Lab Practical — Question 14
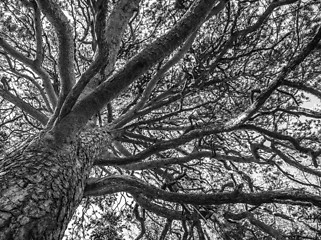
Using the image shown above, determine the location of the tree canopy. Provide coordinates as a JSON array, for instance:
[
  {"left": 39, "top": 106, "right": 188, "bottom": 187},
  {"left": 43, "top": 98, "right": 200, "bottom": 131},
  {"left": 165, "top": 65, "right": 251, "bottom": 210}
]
[{"left": 1, "top": 0, "right": 321, "bottom": 239}]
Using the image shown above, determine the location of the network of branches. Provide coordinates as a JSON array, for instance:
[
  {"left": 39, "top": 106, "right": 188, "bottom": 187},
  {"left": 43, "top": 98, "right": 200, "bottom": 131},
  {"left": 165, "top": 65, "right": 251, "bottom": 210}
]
[{"left": 1, "top": 0, "right": 321, "bottom": 239}]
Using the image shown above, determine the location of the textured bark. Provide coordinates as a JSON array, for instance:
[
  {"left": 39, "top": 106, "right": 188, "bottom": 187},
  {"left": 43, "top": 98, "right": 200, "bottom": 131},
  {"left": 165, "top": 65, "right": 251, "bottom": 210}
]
[{"left": 0, "top": 136, "right": 92, "bottom": 240}]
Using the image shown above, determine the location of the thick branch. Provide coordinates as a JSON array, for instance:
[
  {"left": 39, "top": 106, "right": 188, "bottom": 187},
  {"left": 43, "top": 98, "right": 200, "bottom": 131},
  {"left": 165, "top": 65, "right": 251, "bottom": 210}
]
[
  {"left": 84, "top": 176, "right": 321, "bottom": 208},
  {"left": 111, "top": 0, "right": 229, "bottom": 128},
  {"left": 113, "top": 30, "right": 198, "bottom": 128},
  {"left": 51, "top": 0, "right": 223, "bottom": 145},
  {"left": 33, "top": 1, "right": 44, "bottom": 65},
  {"left": 57, "top": 0, "right": 141, "bottom": 120},
  {"left": 36, "top": 0, "right": 75, "bottom": 102}
]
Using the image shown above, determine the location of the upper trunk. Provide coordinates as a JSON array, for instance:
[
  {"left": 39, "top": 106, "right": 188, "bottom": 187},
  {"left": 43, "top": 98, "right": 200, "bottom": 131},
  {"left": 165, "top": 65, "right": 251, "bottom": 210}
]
[{"left": 0, "top": 134, "right": 92, "bottom": 240}]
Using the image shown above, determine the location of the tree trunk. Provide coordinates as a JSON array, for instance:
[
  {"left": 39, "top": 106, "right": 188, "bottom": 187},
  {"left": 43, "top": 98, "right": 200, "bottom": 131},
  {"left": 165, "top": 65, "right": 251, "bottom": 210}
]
[{"left": 0, "top": 135, "right": 91, "bottom": 240}]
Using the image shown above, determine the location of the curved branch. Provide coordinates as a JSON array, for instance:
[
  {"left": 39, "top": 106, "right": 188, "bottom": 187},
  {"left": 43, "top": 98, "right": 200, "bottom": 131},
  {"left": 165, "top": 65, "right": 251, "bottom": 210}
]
[
  {"left": 270, "top": 144, "right": 321, "bottom": 177},
  {"left": 133, "top": 204, "right": 146, "bottom": 240},
  {"left": 3, "top": 53, "right": 52, "bottom": 112},
  {"left": 36, "top": 0, "right": 75, "bottom": 102},
  {"left": 238, "top": 0, "right": 298, "bottom": 35},
  {"left": 240, "top": 124, "right": 321, "bottom": 160},
  {"left": 84, "top": 175, "right": 321, "bottom": 208},
  {"left": 225, "top": 211, "right": 285, "bottom": 240},
  {"left": 280, "top": 106, "right": 321, "bottom": 119},
  {"left": 281, "top": 80, "right": 321, "bottom": 100},
  {"left": 0, "top": 88, "right": 48, "bottom": 125},
  {"left": 0, "top": 37, "right": 57, "bottom": 108},
  {"left": 94, "top": 151, "right": 258, "bottom": 169},
  {"left": 134, "top": 194, "right": 196, "bottom": 220}
]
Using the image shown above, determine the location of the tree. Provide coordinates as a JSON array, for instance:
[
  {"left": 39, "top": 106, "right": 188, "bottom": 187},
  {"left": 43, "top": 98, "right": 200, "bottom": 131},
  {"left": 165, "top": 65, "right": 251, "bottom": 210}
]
[{"left": 1, "top": 0, "right": 321, "bottom": 239}]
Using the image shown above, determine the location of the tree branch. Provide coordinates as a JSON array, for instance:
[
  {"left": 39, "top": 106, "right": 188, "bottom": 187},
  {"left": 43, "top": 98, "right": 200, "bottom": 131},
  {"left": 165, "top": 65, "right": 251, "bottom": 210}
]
[
  {"left": 225, "top": 211, "right": 285, "bottom": 240},
  {"left": 51, "top": 0, "right": 224, "bottom": 145},
  {"left": 2, "top": 52, "right": 52, "bottom": 112},
  {"left": 240, "top": 124, "right": 321, "bottom": 162},
  {"left": 281, "top": 106, "right": 321, "bottom": 119},
  {"left": 0, "top": 88, "right": 48, "bottom": 125},
  {"left": 0, "top": 37, "right": 57, "bottom": 108},
  {"left": 36, "top": 0, "right": 75, "bottom": 103},
  {"left": 57, "top": 0, "right": 141, "bottom": 121},
  {"left": 94, "top": 151, "right": 258, "bottom": 169},
  {"left": 134, "top": 194, "right": 196, "bottom": 221},
  {"left": 208, "top": 0, "right": 299, "bottom": 73},
  {"left": 33, "top": 1, "right": 44, "bottom": 65},
  {"left": 113, "top": 30, "right": 198, "bottom": 128},
  {"left": 225, "top": 25, "right": 321, "bottom": 128},
  {"left": 159, "top": 219, "right": 172, "bottom": 240},
  {"left": 112, "top": 0, "right": 229, "bottom": 128},
  {"left": 84, "top": 175, "right": 321, "bottom": 208},
  {"left": 270, "top": 144, "right": 321, "bottom": 177},
  {"left": 92, "top": 126, "right": 231, "bottom": 165},
  {"left": 281, "top": 80, "right": 321, "bottom": 100}
]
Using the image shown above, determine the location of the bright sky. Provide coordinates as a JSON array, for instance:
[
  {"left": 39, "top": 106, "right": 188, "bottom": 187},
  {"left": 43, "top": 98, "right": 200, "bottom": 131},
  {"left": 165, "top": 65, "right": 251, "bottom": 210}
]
[{"left": 301, "top": 94, "right": 321, "bottom": 110}]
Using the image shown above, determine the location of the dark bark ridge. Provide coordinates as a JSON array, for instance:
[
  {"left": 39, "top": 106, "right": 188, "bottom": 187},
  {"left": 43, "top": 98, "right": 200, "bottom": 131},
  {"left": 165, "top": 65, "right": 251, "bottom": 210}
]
[
  {"left": 0, "top": 128, "right": 110, "bottom": 239},
  {"left": 0, "top": 144, "right": 80, "bottom": 239}
]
